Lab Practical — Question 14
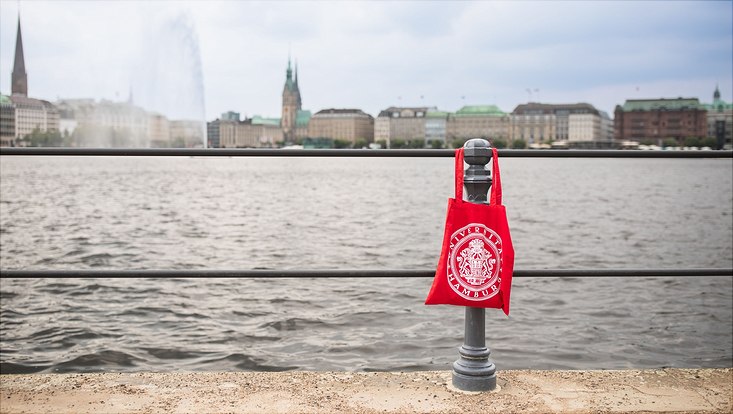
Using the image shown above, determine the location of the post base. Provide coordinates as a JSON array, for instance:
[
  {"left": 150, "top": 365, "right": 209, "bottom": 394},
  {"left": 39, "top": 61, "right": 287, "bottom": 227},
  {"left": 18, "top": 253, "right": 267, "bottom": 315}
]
[
  {"left": 451, "top": 343, "right": 497, "bottom": 392},
  {"left": 451, "top": 369, "right": 497, "bottom": 392}
]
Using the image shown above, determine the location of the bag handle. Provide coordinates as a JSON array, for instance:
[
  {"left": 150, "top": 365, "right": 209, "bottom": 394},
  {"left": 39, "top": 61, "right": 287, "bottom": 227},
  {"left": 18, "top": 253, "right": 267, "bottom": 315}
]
[
  {"left": 489, "top": 147, "right": 503, "bottom": 206},
  {"left": 454, "top": 148, "right": 464, "bottom": 200},
  {"left": 454, "top": 147, "right": 503, "bottom": 205}
]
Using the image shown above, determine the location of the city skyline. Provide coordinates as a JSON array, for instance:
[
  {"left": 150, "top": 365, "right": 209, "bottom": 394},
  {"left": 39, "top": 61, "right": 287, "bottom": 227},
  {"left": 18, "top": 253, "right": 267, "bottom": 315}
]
[{"left": 0, "top": 0, "right": 731, "bottom": 121}]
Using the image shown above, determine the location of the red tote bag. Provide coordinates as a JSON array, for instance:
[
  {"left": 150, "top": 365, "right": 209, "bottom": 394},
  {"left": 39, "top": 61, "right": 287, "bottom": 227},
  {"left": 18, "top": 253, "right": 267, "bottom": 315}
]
[{"left": 425, "top": 147, "right": 515, "bottom": 315}]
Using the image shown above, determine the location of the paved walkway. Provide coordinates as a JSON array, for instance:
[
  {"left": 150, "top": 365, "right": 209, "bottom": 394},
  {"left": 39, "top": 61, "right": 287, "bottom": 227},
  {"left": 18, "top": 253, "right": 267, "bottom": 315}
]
[{"left": 1, "top": 368, "right": 730, "bottom": 413}]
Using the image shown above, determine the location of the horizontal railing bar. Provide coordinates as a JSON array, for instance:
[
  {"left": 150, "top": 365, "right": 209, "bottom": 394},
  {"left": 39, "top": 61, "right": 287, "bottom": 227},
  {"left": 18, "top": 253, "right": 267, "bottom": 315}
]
[
  {"left": 1, "top": 148, "right": 731, "bottom": 158},
  {"left": 1, "top": 268, "right": 730, "bottom": 279}
]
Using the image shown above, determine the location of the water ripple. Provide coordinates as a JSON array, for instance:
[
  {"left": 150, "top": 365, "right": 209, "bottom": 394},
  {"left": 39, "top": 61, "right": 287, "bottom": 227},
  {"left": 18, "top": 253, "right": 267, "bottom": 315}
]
[{"left": 0, "top": 157, "right": 731, "bottom": 373}]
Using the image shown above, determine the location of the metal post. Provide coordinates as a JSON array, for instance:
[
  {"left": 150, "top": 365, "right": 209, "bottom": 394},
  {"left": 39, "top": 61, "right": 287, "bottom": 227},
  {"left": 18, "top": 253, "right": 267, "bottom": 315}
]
[{"left": 452, "top": 138, "right": 497, "bottom": 392}]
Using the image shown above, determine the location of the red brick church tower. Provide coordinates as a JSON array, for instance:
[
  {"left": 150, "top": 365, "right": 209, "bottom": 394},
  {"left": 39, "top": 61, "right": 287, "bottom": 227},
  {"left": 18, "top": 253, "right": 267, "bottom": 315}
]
[
  {"left": 281, "top": 58, "right": 302, "bottom": 143},
  {"left": 12, "top": 17, "right": 28, "bottom": 97}
]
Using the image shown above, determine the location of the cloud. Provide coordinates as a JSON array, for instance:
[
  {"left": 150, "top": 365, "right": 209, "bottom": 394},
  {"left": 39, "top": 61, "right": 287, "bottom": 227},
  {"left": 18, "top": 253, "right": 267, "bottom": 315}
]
[{"left": 1, "top": 0, "right": 730, "bottom": 121}]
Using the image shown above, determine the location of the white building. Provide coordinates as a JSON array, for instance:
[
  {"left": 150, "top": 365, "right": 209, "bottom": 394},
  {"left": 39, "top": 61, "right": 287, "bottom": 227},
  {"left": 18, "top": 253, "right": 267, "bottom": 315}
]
[
  {"left": 170, "top": 119, "right": 205, "bottom": 147},
  {"left": 6, "top": 95, "right": 59, "bottom": 144},
  {"left": 511, "top": 102, "right": 611, "bottom": 146},
  {"left": 425, "top": 110, "right": 449, "bottom": 147},
  {"left": 374, "top": 107, "right": 431, "bottom": 147},
  {"left": 0, "top": 15, "right": 60, "bottom": 146},
  {"left": 55, "top": 98, "right": 203, "bottom": 147},
  {"left": 374, "top": 115, "right": 391, "bottom": 145},
  {"left": 705, "top": 86, "right": 733, "bottom": 149},
  {"left": 568, "top": 113, "right": 600, "bottom": 142},
  {"left": 212, "top": 115, "right": 284, "bottom": 148}
]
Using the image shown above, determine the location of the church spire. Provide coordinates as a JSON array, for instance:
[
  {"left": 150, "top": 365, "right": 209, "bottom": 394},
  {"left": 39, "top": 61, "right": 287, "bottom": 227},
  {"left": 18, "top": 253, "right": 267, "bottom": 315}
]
[
  {"left": 12, "top": 16, "right": 28, "bottom": 96},
  {"left": 294, "top": 60, "right": 301, "bottom": 108},
  {"left": 283, "top": 56, "right": 295, "bottom": 92},
  {"left": 286, "top": 56, "right": 292, "bottom": 81}
]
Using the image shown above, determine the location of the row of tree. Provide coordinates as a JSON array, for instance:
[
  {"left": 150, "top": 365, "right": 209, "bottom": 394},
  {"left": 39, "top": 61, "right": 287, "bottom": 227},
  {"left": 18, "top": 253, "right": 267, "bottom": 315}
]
[
  {"left": 15, "top": 126, "right": 142, "bottom": 147},
  {"left": 17, "top": 129, "right": 719, "bottom": 149},
  {"left": 15, "top": 126, "right": 193, "bottom": 148},
  {"left": 639, "top": 136, "right": 719, "bottom": 148},
  {"left": 297, "top": 137, "right": 524, "bottom": 149},
  {"left": 375, "top": 138, "right": 527, "bottom": 149},
  {"left": 379, "top": 136, "right": 716, "bottom": 149}
]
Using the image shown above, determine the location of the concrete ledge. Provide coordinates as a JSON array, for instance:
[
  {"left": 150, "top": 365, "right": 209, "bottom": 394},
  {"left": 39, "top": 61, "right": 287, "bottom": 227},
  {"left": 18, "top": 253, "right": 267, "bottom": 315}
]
[{"left": 1, "top": 368, "right": 730, "bottom": 413}]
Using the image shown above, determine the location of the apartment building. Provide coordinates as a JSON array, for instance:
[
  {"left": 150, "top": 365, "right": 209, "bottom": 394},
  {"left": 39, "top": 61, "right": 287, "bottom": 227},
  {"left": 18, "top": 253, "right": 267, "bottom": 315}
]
[
  {"left": 170, "top": 120, "right": 205, "bottom": 147},
  {"left": 308, "top": 108, "right": 374, "bottom": 145},
  {"left": 5, "top": 95, "right": 60, "bottom": 144},
  {"left": 447, "top": 105, "right": 510, "bottom": 144},
  {"left": 425, "top": 110, "right": 449, "bottom": 147},
  {"left": 211, "top": 115, "right": 284, "bottom": 148},
  {"left": 705, "top": 86, "right": 732, "bottom": 149},
  {"left": 374, "top": 107, "right": 430, "bottom": 147},
  {"left": 512, "top": 102, "right": 609, "bottom": 144},
  {"left": 0, "top": 95, "right": 15, "bottom": 146},
  {"left": 0, "top": 16, "right": 59, "bottom": 146},
  {"left": 614, "top": 98, "right": 707, "bottom": 144}
]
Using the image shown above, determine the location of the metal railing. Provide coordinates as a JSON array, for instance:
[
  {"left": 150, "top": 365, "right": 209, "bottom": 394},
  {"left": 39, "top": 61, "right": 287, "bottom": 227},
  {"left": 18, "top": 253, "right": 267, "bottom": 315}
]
[
  {"left": 1, "top": 147, "right": 732, "bottom": 158},
  {"left": 1, "top": 268, "right": 730, "bottom": 279},
  {"left": 1, "top": 144, "right": 732, "bottom": 391},
  {"left": 2, "top": 146, "right": 730, "bottom": 281}
]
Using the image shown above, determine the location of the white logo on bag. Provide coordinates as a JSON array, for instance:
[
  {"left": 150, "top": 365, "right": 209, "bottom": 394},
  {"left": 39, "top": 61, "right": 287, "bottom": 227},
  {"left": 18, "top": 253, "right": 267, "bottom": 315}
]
[{"left": 447, "top": 224, "right": 502, "bottom": 301}]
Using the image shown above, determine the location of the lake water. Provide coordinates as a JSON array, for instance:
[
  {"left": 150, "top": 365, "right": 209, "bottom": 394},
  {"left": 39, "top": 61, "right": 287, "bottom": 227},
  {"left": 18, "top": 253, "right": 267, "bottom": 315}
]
[{"left": 1, "top": 155, "right": 731, "bottom": 374}]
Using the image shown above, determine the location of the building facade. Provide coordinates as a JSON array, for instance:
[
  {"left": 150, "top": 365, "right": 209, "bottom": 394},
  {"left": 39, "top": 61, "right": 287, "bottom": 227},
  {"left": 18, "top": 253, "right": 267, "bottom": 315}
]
[
  {"left": 567, "top": 111, "right": 613, "bottom": 143},
  {"left": 510, "top": 103, "right": 556, "bottom": 144},
  {"left": 600, "top": 111, "right": 614, "bottom": 143},
  {"left": 614, "top": 98, "right": 707, "bottom": 144},
  {"left": 511, "top": 102, "right": 610, "bottom": 145},
  {"left": 307, "top": 108, "right": 374, "bottom": 145},
  {"left": 148, "top": 113, "right": 170, "bottom": 147},
  {"left": 55, "top": 98, "right": 207, "bottom": 147},
  {"left": 206, "top": 119, "right": 221, "bottom": 148},
  {"left": 425, "top": 110, "right": 449, "bottom": 147},
  {"left": 374, "top": 107, "right": 430, "bottom": 147},
  {"left": 221, "top": 111, "right": 241, "bottom": 122},
  {"left": 295, "top": 109, "right": 311, "bottom": 141},
  {"left": 0, "top": 16, "right": 59, "bottom": 146},
  {"left": 0, "top": 95, "right": 15, "bottom": 146},
  {"left": 374, "top": 114, "right": 390, "bottom": 144},
  {"left": 211, "top": 115, "right": 284, "bottom": 148},
  {"left": 9, "top": 95, "right": 59, "bottom": 143},
  {"left": 447, "top": 105, "right": 511, "bottom": 145},
  {"left": 704, "top": 86, "right": 732, "bottom": 149},
  {"left": 567, "top": 113, "right": 598, "bottom": 142},
  {"left": 210, "top": 119, "right": 235, "bottom": 148},
  {"left": 249, "top": 116, "right": 284, "bottom": 147},
  {"left": 170, "top": 120, "right": 205, "bottom": 147},
  {"left": 55, "top": 99, "right": 149, "bottom": 147}
]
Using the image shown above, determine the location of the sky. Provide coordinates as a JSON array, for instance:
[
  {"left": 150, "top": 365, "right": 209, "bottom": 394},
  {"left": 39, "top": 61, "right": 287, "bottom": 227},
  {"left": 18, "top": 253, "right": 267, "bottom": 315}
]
[{"left": 1, "top": 0, "right": 731, "bottom": 122}]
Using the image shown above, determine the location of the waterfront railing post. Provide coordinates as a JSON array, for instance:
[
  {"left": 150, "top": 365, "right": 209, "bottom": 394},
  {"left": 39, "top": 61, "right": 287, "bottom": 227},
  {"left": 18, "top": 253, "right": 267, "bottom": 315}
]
[{"left": 451, "top": 138, "right": 497, "bottom": 392}]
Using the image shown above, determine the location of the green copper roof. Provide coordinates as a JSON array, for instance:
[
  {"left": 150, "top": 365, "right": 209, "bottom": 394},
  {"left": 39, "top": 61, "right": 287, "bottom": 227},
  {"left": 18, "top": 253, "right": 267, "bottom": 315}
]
[
  {"left": 296, "top": 109, "right": 311, "bottom": 127},
  {"left": 620, "top": 98, "right": 704, "bottom": 112},
  {"left": 426, "top": 110, "right": 450, "bottom": 118},
  {"left": 0, "top": 94, "right": 11, "bottom": 105},
  {"left": 704, "top": 99, "right": 733, "bottom": 112},
  {"left": 251, "top": 115, "right": 281, "bottom": 126},
  {"left": 455, "top": 105, "right": 506, "bottom": 116}
]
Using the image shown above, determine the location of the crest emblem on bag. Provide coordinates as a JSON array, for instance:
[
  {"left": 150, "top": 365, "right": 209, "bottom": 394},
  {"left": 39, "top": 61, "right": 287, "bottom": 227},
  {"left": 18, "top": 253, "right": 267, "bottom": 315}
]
[{"left": 447, "top": 223, "right": 502, "bottom": 301}]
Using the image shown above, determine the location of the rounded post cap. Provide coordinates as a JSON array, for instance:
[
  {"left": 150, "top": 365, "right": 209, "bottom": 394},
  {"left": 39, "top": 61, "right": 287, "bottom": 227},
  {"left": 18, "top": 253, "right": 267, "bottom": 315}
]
[{"left": 463, "top": 138, "right": 491, "bottom": 165}]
